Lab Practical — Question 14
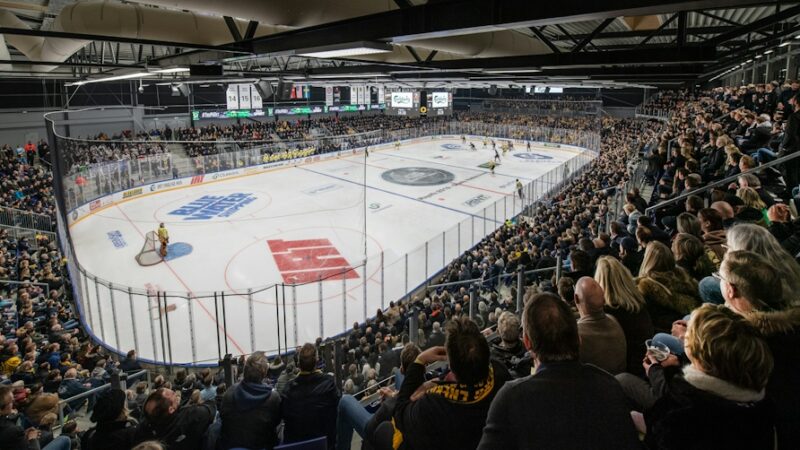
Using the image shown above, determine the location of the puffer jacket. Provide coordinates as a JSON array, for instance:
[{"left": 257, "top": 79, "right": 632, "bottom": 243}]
[
  {"left": 702, "top": 230, "right": 727, "bottom": 266},
  {"left": 743, "top": 308, "right": 800, "bottom": 450},
  {"left": 636, "top": 268, "right": 701, "bottom": 332}
]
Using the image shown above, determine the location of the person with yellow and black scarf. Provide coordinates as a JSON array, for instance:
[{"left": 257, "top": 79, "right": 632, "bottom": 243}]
[{"left": 392, "top": 318, "right": 510, "bottom": 450}]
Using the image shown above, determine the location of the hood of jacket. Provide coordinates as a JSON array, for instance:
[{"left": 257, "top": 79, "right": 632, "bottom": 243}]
[
  {"left": 233, "top": 380, "right": 273, "bottom": 410},
  {"left": 743, "top": 308, "right": 800, "bottom": 337}
]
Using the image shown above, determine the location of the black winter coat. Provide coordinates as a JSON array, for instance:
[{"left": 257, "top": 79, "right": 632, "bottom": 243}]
[{"left": 280, "top": 371, "right": 340, "bottom": 450}]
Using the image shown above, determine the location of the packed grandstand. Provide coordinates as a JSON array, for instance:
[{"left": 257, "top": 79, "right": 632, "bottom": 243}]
[{"left": 0, "top": 81, "right": 797, "bottom": 450}]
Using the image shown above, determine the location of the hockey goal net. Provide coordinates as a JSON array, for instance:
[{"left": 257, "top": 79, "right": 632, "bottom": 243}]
[{"left": 135, "top": 231, "right": 163, "bottom": 266}]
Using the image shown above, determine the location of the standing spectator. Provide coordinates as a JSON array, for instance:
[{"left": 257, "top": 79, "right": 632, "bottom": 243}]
[
  {"left": 574, "top": 277, "right": 627, "bottom": 374},
  {"left": 135, "top": 387, "right": 215, "bottom": 450},
  {"left": 281, "top": 343, "right": 340, "bottom": 449},
  {"left": 477, "top": 293, "right": 640, "bottom": 449},
  {"left": 643, "top": 304, "right": 775, "bottom": 449},
  {"left": 24, "top": 141, "right": 36, "bottom": 166},
  {"left": 394, "top": 317, "right": 510, "bottom": 450},
  {"left": 219, "top": 352, "right": 281, "bottom": 450}
]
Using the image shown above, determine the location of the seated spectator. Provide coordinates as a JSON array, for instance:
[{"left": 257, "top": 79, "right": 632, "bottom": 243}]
[
  {"left": 0, "top": 385, "right": 71, "bottom": 450},
  {"left": 119, "top": 350, "right": 142, "bottom": 373},
  {"left": 672, "top": 233, "right": 715, "bottom": 281},
  {"left": 643, "top": 304, "right": 775, "bottom": 449},
  {"left": 697, "top": 207, "right": 733, "bottom": 268},
  {"left": 135, "top": 386, "right": 215, "bottom": 450},
  {"left": 574, "top": 277, "right": 627, "bottom": 374},
  {"left": 701, "top": 224, "right": 800, "bottom": 306},
  {"left": 394, "top": 317, "right": 510, "bottom": 450},
  {"left": 219, "top": 351, "right": 281, "bottom": 450},
  {"left": 619, "top": 236, "right": 643, "bottom": 276},
  {"left": 636, "top": 241, "right": 700, "bottom": 332},
  {"left": 478, "top": 293, "right": 640, "bottom": 449},
  {"left": 767, "top": 203, "right": 800, "bottom": 257},
  {"left": 595, "top": 256, "right": 654, "bottom": 377},
  {"left": 336, "top": 343, "right": 421, "bottom": 450},
  {"left": 281, "top": 343, "right": 339, "bottom": 449},
  {"left": 82, "top": 388, "right": 138, "bottom": 450},
  {"left": 717, "top": 250, "right": 800, "bottom": 449},
  {"left": 489, "top": 312, "right": 530, "bottom": 378},
  {"left": 58, "top": 367, "right": 91, "bottom": 412}
]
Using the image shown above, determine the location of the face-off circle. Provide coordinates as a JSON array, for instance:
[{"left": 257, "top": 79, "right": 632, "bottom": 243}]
[{"left": 381, "top": 167, "right": 455, "bottom": 186}]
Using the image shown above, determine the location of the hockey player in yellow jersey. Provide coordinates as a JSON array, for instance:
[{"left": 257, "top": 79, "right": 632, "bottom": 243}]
[{"left": 157, "top": 223, "right": 169, "bottom": 257}]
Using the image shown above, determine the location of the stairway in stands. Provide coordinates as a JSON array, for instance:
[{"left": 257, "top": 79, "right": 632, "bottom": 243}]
[{"left": 165, "top": 142, "right": 196, "bottom": 178}]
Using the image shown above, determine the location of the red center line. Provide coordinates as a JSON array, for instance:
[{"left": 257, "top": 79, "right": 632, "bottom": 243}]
[
  {"left": 460, "top": 183, "right": 512, "bottom": 196},
  {"left": 114, "top": 204, "right": 246, "bottom": 355}
]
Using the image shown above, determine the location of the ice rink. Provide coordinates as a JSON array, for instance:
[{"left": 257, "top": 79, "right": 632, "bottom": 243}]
[{"left": 69, "top": 137, "right": 591, "bottom": 364}]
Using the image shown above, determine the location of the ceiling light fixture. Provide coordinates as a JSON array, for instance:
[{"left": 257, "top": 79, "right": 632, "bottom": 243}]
[
  {"left": 483, "top": 68, "right": 542, "bottom": 74},
  {"left": 297, "top": 41, "right": 392, "bottom": 58},
  {"left": 764, "top": 49, "right": 774, "bottom": 54},
  {"left": 66, "top": 67, "right": 191, "bottom": 87},
  {"left": 780, "top": 42, "right": 791, "bottom": 47}
]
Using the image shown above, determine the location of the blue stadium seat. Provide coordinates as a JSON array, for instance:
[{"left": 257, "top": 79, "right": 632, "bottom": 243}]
[{"left": 274, "top": 436, "right": 328, "bottom": 450}]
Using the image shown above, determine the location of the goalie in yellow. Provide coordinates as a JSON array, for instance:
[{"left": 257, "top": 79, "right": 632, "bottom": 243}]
[{"left": 157, "top": 222, "right": 169, "bottom": 257}]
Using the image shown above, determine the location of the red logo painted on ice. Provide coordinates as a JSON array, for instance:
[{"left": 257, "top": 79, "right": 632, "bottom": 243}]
[
  {"left": 191, "top": 175, "right": 204, "bottom": 184},
  {"left": 267, "top": 238, "right": 358, "bottom": 284}
]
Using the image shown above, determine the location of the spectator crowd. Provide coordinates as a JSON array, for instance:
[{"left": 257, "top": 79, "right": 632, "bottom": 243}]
[{"left": 2, "top": 85, "right": 800, "bottom": 449}]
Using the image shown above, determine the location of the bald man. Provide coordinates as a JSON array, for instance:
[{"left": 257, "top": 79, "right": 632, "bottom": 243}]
[
  {"left": 710, "top": 201, "right": 736, "bottom": 229},
  {"left": 574, "top": 277, "right": 627, "bottom": 374}
]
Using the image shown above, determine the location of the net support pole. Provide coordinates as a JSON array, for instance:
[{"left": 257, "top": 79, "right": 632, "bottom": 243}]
[
  {"left": 163, "top": 294, "right": 173, "bottom": 366},
  {"left": 275, "top": 286, "right": 281, "bottom": 356},
  {"left": 341, "top": 276, "right": 347, "bottom": 330},
  {"left": 404, "top": 253, "right": 409, "bottom": 300},
  {"left": 247, "top": 289, "right": 255, "bottom": 353},
  {"left": 82, "top": 272, "right": 94, "bottom": 330},
  {"left": 516, "top": 270, "right": 524, "bottom": 313},
  {"left": 281, "top": 284, "right": 287, "bottom": 354},
  {"left": 94, "top": 276, "right": 106, "bottom": 341},
  {"left": 291, "top": 285, "right": 298, "bottom": 348},
  {"left": 424, "top": 242, "right": 429, "bottom": 279},
  {"left": 318, "top": 276, "right": 324, "bottom": 339},
  {"left": 380, "top": 252, "right": 384, "bottom": 310},
  {"left": 469, "top": 284, "right": 477, "bottom": 320},
  {"left": 362, "top": 264, "right": 367, "bottom": 322},
  {"left": 187, "top": 293, "right": 197, "bottom": 363},
  {"left": 221, "top": 292, "right": 229, "bottom": 355},
  {"left": 108, "top": 283, "right": 120, "bottom": 349},
  {"left": 442, "top": 231, "right": 446, "bottom": 267},
  {"left": 128, "top": 287, "right": 139, "bottom": 355},
  {"left": 214, "top": 293, "right": 222, "bottom": 361},
  {"left": 147, "top": 292, "right": 158, "bottom": 363}
]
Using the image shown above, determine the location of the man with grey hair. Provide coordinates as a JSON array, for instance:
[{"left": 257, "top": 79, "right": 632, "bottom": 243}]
[
  {"left": 490, "top": 311, "right": 530, "bottom": 378},
  {"left": 218, "top": 351, "right": 281, "bottom": 449},
  {"left": 574, "top": 277, "right": 627, "bottom": 375},
  {"left": 427, "top": 321, "right": 445, "bottom": 348}
]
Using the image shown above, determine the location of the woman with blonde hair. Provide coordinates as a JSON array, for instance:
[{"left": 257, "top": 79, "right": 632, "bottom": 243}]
[
  {"left": 675, "top": 213, "right": 702, "bottom": 239},
  {"left": 643, "top": 304, "right": 775, "bottom": 449},
  {"left": 595, "top": 256, "right": 654, "bottom": 376},
  {"left": 736, "top": 186, "right": 769, "bottom": 226},
  {"left": 726, "top": 224, "right": 800, "bottom": 306},
  {"left": 637, "top": 241, "right": 700, "bottom": 332}
]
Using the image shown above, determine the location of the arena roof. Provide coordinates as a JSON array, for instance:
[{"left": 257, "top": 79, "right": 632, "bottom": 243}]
[{"left": 0, "top": 0, "right": 798, "bottom": 88}]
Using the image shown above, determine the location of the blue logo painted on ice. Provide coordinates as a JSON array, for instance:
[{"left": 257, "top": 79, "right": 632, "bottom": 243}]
[
  {"left": 164, "top": 242, "right": 193, "bottom": 261},
  {"left": 440, "top": 143, "right": 463, "bottom": 151},
  {"left": 168, "top": 193, "right": 256, "bottom": 221},
  {"left": 107, "top": 230, "right": 127, "bottom": 249},
  {"left": 514, "top": 153, "right": 554, "bottom": 161}
]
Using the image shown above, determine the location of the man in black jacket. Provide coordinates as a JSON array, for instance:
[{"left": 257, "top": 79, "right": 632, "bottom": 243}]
[
  {"left": 393, "top": 317, "right": 510, "bottom": 450},
  {"left": 0, "top": 385, "right": 71, "bottom": 450},
  {"left": 136, "top": 386, "right": 215, "bottom": 450},
  {"left": 281, "top": 343, "right": 340, "bottom": 449},
  {"left": 219, "top": 351, "right": 281, "bottom": 450},
  {"left": 477, "top": 292, "right": 641, "bottom": 450},
  {"left": 779, "top": 92, "right": 800, "bottom": 188}
]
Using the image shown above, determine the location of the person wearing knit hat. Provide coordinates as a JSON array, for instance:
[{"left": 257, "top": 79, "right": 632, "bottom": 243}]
[{"left": 83, "top": 388, "right": 137, "bottom": 450}]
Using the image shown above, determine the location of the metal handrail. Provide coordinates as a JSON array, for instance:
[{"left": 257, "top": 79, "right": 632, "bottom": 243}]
[
  {"left": 645, "top": 150, "right": 800, "bottom": 214},
  {"left": 55, "top": 369, "right": 150, "bottom": 426}
]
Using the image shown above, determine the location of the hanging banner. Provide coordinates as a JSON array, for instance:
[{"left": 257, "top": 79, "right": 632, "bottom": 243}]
[
  {"left": 238, "top": 84, "right": 252, "bottom": 110},
  {"left": 226, "top": 85, "right": 239, "bottom": 110},
  {"left": 350, "top": 86, "right": 358, "bottom": 105},
  {"left": 325, "top": 86, "right": 334, "bottom": 106},
  {"left": 251, "top": 86, "right": 263, "bottom": 109}
]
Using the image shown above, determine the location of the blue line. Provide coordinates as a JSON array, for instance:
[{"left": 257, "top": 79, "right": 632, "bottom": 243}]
[
  {"left": 380, "top": 152, "right": 533, "bottom": 181},
  {"left": 298, "top": 166, "right": 504, "bottom": 224}
]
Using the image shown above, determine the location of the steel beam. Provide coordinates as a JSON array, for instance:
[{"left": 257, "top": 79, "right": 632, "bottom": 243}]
[
  {"left": 706, "top": 4, "right": 800, "bottom": 47},
  {"left": 572, "top": 18, "right": 614, "bottom": 52},
  {"left": 529, "top": 26, "right": 562, "bottom": 53},
  {"left": 245, "top": 0, "right": 760, "bottom": 54},
  {"left": 425, "top": 46, "right": 716, "bottom": 70}
]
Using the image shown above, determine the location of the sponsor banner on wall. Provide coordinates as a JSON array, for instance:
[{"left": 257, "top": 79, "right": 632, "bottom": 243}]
[{"left": 122, "top": 187, "right": 143, "bottom": 199}]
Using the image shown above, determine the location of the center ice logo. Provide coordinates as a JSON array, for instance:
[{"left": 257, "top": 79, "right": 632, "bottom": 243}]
[
  {"left": 514, "top": 153, "right": 554, "bottom": 161},
  {"left": 168, "top": 193, "right": 256, "bottom": 221},
  {"left": 440, "top": 143, "right": 462, "bottom": 151}
]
